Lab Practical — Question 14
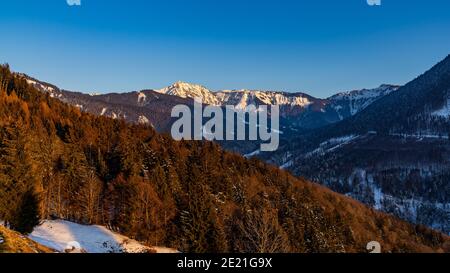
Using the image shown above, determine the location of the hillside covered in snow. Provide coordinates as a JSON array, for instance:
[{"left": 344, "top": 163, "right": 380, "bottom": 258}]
[{"left": 29, "top": 220, "right": 178, "bottom": 253}]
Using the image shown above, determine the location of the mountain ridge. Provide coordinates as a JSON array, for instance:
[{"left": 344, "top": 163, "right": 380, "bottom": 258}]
[{"left": 20, "top": 73, "right": 399, "bottom": 131}]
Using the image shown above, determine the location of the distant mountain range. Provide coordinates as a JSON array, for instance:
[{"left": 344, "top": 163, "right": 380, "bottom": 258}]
[
  {"left": 21, "top": 74, "right": 399, "bottom": 133},
  {"left": 21, "top": 74, "right": 400, "bottom": 158}
]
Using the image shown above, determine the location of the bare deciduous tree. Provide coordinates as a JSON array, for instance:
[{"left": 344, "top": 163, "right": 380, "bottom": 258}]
[{"left": 238, "top": 208, "right": 290, "bottom": 253}]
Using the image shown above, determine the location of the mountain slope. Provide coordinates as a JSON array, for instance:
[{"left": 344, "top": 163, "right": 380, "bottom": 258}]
[
  {"left": 276, "top": 55, "right": 450, "bottom": 234},
  {"left": 1, "top": 64, "right": 449, "bottom": 253}
]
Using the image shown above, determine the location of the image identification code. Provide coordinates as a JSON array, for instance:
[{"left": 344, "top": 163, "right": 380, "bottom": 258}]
[{"left": 177, "top": 257, "right": 273, "bottom": 271}]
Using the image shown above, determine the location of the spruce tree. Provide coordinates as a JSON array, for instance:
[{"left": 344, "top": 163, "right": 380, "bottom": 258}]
[
  {"left": 0, "top": 121, "right": 40, "bottom": 233},
  {"left": 10, "top": 190, "right": 41, "bottom": 234}
]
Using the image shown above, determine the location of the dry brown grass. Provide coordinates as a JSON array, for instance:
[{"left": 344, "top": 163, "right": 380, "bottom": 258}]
[{"left": 0, "top": 225, "right": 54, "bottom": 253}]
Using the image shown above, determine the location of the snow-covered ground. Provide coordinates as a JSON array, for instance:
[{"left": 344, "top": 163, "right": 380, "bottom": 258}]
[{"left": 29, "top": 220, "right": 178, "bottom": 253}]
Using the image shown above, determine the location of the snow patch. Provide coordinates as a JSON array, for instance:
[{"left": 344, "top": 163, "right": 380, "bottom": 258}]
[{"left": 29, "top": 220, "right": 178, "bottom": 253}]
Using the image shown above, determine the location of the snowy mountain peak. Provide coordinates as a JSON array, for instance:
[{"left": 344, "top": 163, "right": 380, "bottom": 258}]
[
  {"left": 156, "top": 81, "right": 220, "bottom": 105},
  {"left": 331, "top": 84, "right": 399, "bottom": 100},
  {"left": 155, "top": 81, "right": 316, "bottom": 109},
  {"left": 215, "top": 90, "right": 314, "bottom": 109},
  {"left": 330, "top": 84, "right": 400, "bottom": 117}
]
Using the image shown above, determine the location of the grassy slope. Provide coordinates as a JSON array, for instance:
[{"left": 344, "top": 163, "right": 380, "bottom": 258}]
[{"left": 0, "top": 225, "right": 54, "bottom": 253}]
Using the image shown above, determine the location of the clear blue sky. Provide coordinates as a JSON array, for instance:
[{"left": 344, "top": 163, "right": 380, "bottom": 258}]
[{"left": 0, "top": 0, "right": 449, "bottom": 97}]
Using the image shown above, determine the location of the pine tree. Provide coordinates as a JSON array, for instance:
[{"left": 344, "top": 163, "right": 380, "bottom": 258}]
[
  {"left": 0, "top": 121, "right": 40, "bottom": 232},
  {"left": 178, "top": 160, "right": 229, "bottom": 253},
  {"left": 10, "top": 190, "right": 41, "bottom": 234}
]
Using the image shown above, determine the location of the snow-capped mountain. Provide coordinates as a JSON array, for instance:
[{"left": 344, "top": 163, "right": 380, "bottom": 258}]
[
  {"left": 216, "top": 85, "right": 398, "bottom": 115},
  {"left": 155, "top": 81, "right": 398, "bottom": 113},
  {"left": 156, "top": 81, "right": 221, "bottom": 105},
  {"left": 20, "top": 73, "right": 398, "bottom": 133},
  {"left": 155, "top": 81, "right": 317, "bottom": 110},
  {"left": 216, "top": 90, "right": 314, "bottom": 109},
  {"left": 18, "top": 73, "right": 400, "bottom": 157},
  {"left": 330, "top": 84, "right": 400, "bottom": 118},
  {"left": 154, "top": 80, "right": 398, "bottom": 123}
]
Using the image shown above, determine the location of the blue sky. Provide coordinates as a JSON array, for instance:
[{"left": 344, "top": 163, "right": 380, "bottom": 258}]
[{"left": 0, "top": 0, "right": 449, "bottom": 97}]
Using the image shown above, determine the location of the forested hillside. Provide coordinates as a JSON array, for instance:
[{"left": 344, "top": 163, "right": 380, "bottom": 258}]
[
  {"left": 0, "top": 64, "right": 448, "bottom": 253},
  {"left": 268, "top": 55, "right": 450, "bottom": 234}
]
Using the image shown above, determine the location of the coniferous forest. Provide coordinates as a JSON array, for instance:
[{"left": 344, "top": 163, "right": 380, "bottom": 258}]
[{"left": 0, "top": 64, "right": 449, "bottom": 253}]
